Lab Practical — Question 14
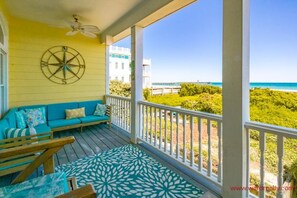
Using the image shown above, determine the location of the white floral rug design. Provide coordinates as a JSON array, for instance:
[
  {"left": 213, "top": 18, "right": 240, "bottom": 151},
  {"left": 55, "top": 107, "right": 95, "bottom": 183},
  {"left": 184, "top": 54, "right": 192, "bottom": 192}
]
[{"left": 56, "top": 144, "right": 204, "bottom": 198}]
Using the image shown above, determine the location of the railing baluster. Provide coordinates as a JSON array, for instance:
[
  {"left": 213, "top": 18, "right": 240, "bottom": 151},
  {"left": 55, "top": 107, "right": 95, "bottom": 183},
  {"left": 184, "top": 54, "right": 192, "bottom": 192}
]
[
  {"left": 218, "top": 121, "right": 222, "bottom": 183},
  {"left": 124, "top": 101, "right": 129, "bottom": 130},
  {"left": 150, "top": 107, "right": 153, "bottom": 144},
  {"left": 146, "top": 105, "right": 148, "bottom": 142},
  {"left": 141, "top": 104, "right": 144, "bottom": 139},
  {"left": 176, "top": 113, "right": 179, "bottom": 159},
  {"left": 139, "top": 104, "right": 143, "bottom": 139},
  {"left": 120, "top": 99, "right": 123, "bottom": 129},
  {"left": 159, "top": 109, "right": 162, "bottom": 149},
  {"left": 154, "top": 107, "right": 157, "bottom": 146},
  {"left": 116, "top": 98, "right": 119, "bottom": 126},
  {"left": 198, "top": 117, "right": 202, "bottom": 172},
  {"left": 164, "top": 110, "right": 167, "bottom": 152},
  {"left": 207, "top": 119, "right": 212, "bottom": 177},
  {"left": 277, "top": 135, "right": 284, "bottom": 198},
  {"left": 190, "top": 116, "right": 194, "bottom": 166},
  {"left": 246, "top": 127, "right": 250, "bottom": 198},
  {"left": 170, "top": 111, "right": 173, "bottom": 155},
  {"left": 127, "top": 100, "right": 129, "bottom": 131},
  {"left": 259, "top": 131, "right": 266, "bottom": 198},
  {"left": 128, "top": 101, "right": 131, "bottom": 131},
  {"left": 183, "top": 114, "right": 186, "bottom": 163}
]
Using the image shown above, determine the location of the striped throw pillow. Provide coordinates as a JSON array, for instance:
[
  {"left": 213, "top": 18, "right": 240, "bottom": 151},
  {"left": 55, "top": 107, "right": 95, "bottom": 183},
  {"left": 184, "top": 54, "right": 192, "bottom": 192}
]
[{"left": 5, "top": 128, "right": 36, "bottom": 139}]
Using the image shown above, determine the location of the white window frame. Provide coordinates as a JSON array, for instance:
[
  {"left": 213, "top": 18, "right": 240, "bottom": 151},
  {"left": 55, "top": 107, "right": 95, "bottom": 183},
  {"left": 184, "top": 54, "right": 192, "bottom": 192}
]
[{"left": 0, "top": 13, "right": 8, "bottom": 118}]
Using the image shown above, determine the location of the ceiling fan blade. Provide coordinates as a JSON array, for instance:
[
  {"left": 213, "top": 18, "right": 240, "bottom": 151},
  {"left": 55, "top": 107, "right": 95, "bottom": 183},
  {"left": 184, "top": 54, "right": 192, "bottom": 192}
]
[
  {"left": 80, "top": 30, "right": 97, "bottom": 38},
  {"left": 66, "top": 30, "right": 78, "bottom": 36},
  {"left": 81, "top": 25, "right": 100, "bottom": 33}
]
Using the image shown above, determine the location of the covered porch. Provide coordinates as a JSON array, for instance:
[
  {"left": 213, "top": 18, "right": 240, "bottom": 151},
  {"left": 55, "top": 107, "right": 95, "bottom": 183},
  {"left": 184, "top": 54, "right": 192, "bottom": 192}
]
[{"left": 0, "top": 0, "right": 295, "bottom": 197}]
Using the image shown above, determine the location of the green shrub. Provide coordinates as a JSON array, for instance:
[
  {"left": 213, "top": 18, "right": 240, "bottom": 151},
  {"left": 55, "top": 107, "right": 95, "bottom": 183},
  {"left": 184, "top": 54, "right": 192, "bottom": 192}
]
[
  {"left": 179, "top": 83, "right": 222, "bottom": 96},
  {"left": 181, "top": 93, "right": 222, "bottom": 114},
  {"left": 109, "top": 80, "right": 131, "bottom": 97},
  {"left": 143, "top": 88, "right": 151, "bottom": 101}
]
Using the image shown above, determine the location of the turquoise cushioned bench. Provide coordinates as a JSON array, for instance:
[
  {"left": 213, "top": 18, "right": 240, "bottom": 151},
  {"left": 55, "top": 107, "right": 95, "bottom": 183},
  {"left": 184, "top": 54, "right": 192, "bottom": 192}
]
[{"left": 0, "top": 99, "right": 111, "bottom": 139}]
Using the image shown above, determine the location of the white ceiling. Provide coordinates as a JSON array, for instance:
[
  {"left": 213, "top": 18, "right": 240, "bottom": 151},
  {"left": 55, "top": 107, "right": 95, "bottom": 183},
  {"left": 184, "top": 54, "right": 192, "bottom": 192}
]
[{"left": 4, "top": 0, "right": 143, "bottom": 32}]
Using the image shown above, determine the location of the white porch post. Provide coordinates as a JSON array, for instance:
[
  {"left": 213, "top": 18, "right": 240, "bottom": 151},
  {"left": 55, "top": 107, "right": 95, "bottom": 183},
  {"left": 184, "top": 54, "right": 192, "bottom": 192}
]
[
  {"left": 105, "top": 35, "right": 113, "bottom": 95},
  {"left": 130, "top": 25, "right": 143, "bottom": 143},
  {"left": 222, "top": 0, "right": 250, "bottom": 197}
]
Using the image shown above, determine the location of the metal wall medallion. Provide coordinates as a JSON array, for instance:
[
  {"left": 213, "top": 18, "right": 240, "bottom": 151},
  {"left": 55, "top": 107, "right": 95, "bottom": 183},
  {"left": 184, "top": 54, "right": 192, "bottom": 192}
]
[{"left": 40, "top": 46, "right": 85, "bottom": 85}]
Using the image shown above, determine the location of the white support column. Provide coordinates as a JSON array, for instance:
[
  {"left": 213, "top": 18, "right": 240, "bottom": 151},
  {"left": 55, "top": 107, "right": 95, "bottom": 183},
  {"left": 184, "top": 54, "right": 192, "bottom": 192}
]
[
  {"left": 222, "top": 0, "right": 250, "bottom": 197},
  {"left": 130, "top": 26, "right": 143, "bottom": 143},
  {"left": 105, "top": 35, "right": 113, "bottom": 95}
]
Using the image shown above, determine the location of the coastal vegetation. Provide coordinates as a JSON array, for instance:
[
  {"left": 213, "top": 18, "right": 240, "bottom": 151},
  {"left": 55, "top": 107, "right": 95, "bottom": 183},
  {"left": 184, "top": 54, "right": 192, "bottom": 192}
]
[
  {"left": 110, "top": 81, "right": 297, "bottom": 193},
  {"left": 149, "top": 83, "right": 297, "bottom": 191}
]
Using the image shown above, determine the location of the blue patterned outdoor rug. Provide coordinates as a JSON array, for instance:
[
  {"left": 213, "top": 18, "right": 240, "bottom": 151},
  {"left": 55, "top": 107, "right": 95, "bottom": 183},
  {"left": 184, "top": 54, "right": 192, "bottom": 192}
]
[{"left": 56, "top": 144, "right": 204, "bottom": 198}]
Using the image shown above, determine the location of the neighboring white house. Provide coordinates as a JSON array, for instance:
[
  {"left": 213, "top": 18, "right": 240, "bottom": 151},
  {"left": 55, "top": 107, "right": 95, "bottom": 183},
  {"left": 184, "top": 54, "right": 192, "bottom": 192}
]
[{"left": 109, "top": 45, "right": 152, "bottom": 88}]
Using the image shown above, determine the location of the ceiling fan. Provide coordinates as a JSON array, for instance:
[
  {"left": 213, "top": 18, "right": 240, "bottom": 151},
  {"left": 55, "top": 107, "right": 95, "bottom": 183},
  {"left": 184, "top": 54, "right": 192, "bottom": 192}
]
[{"left": 66, "top": 15, "right": 100, "bottom": 38}]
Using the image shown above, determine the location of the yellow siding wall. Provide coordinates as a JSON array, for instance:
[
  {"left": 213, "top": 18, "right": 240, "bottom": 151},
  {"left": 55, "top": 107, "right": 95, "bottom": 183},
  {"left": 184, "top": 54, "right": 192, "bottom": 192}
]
[{"left": 6, "top": 14, "right": 106, "bottom": 108}]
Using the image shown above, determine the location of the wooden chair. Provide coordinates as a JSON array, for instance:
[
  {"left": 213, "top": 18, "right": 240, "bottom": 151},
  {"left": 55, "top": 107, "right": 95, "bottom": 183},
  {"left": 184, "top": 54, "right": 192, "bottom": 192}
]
[
  {"left": 0, "top": 131, "right": 53, "bottom": 178},
  {"left": 0, "top": 135, "right": 96, "bottom": 197}
]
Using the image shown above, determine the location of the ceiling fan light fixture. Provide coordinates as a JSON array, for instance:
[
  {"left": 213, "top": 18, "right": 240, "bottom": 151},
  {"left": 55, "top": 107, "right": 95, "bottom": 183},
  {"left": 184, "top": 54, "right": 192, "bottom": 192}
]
[
  {"left": 65, "top": 14, "right": 100, "bottom": 38},
  {"left": 66, "top": 30, "right": 78, "bottom": 36}
]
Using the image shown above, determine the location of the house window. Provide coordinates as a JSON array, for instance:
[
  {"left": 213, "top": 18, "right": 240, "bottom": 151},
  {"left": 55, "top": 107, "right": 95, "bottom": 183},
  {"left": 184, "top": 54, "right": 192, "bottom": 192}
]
[
  {"left": 0, "top": 16, "right": 7, "bottom": 118},
  {"left": 122, "top": 63, "right": 124, "bottom": 69},
  {"left": 115, "top": 62, "right": 118, "bottom": 69},
  {"left": 115, "top": 76, "right": 118, "bottom": 81},
  {"left": 121, "top": 76, "right": 124, "bottom": 82}
]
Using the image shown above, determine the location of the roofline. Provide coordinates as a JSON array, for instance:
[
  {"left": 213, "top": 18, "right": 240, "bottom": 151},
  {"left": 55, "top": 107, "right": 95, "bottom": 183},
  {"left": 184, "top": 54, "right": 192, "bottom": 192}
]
[{"left": 100, "top": 0, "right": 197, "bottom": 43}]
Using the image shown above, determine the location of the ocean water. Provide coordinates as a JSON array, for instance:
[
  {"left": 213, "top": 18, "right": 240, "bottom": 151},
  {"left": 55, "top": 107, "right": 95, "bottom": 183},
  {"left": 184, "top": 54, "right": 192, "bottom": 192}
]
[
  {"left": 152, "top": 82, "right": 297, "bottom": 91},
  {"left": 211, "top": 82, "right": 297, "bottom": 91}
]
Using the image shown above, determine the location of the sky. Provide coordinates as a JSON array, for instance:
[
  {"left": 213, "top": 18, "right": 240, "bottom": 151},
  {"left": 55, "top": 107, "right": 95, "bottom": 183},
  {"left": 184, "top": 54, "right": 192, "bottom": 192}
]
[{"left": 115, "top": 0, "right": 297, "bottom": 83}]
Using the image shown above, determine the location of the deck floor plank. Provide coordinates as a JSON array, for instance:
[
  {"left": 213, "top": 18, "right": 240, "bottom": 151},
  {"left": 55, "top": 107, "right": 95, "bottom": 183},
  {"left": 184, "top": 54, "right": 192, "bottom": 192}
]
[
  {"left": 70, "top": 129, "right": 95, "bottom": 157},
  {"left": 94, "top": 125, "right": 124, "bottom": 147},
  {"left": 99, "top": 125, "right": 130, "bottom": 145},
  {"left": 59, "top": 131, "right": 79, "bottom": 163},
  {"left": 79, "top": 129, "right": 103, "bottom": 154},
  {"left": 84, "top": 126, "right": 110, "bottom": 152},
  {"left": 63, "top": 131, "right": 87, "bottom": 160},
  {"left": 88, "top": 125, "right": 118, "bottom": 149}
]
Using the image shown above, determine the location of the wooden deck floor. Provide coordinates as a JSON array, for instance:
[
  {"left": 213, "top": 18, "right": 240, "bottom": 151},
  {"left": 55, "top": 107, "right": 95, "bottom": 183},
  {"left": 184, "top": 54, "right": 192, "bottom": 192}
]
[
  {"left": 53, "top": 124, "right": 130, "bottom": 166},
  {"left": 0, "top": 124, "right": 130, "bottom": 187}
]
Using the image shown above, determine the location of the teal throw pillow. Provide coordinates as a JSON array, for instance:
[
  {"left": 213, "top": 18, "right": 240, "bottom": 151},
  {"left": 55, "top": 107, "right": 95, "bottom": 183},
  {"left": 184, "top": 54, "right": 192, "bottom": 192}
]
[
  {"left": 15, "top": 110, "right": 27, "bottom": 128},
  {"left": 5, "top": 128, "right": 36, "bottom": 139},
  {"left": 24, "top": 107, "right": 46, "bottom": 127},
  {"left": 94, "top": 104, "right": 107, "bottom": 116}
]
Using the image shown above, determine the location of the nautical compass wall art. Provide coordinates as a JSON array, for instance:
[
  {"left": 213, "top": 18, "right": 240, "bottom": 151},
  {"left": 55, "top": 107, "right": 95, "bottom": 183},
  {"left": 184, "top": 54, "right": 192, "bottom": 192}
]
[{"left": 40, "top": 46, "right": 85, "bottom": 85}]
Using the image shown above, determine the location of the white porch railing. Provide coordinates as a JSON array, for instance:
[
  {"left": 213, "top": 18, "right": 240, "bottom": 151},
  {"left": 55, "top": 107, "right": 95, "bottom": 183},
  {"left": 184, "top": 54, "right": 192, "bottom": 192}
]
[
  {"left": 245, "top": 121, "right": 297, "bottom": 198},
  {"left": 138, "top": 101, "right": 223, "bottom": 187},
  {"left": 105, "top": 94, "right": 297, "bottom": 197},
  {"left": 105, "top": 94, "right": 131, "bottom": 132}
]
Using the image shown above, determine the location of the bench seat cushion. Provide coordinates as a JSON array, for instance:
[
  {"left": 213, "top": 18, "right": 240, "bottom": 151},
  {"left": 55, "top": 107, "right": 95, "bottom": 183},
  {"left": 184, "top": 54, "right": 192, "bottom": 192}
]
[
  {"left": 3, "top": 108, "right": 18, "bottom": 128},
  {"left": 80, "top": 115, "right": 109, "bottom": 123},
  {"left": 47, "top": 102, "right": 78, "bottom": 121},
  {"left": 78, "top": 100, "right": 103, "bottom": 116},
  {"left": 0, "top": 119, "right": 10, "bottom": 140},
  {"left": 48, "top": 119, "right": 81, "bottom": 129},
  {"left": 0, "top": 172, "right": 69, "bottom": 197},
  {"left": 34, "top": 124, "right": 51, "bottom": 134}
]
